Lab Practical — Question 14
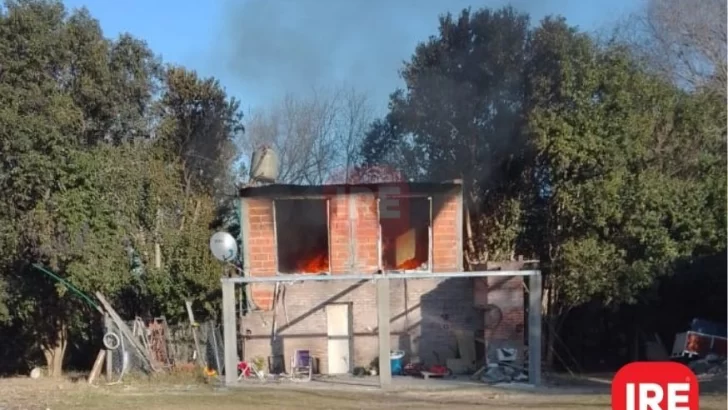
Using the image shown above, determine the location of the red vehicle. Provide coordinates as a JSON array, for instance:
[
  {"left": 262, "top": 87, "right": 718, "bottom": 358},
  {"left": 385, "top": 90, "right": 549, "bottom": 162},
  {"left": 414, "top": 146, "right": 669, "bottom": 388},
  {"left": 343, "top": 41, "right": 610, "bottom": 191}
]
[{"left": 671, "top": 319, "right": 727, "bottom": 359}]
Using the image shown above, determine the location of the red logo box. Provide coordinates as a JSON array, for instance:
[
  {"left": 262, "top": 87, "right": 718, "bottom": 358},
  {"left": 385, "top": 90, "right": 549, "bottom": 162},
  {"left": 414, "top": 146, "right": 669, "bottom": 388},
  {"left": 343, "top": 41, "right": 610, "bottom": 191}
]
[
  {"left": 611, "top": 361, "right": 699, "bottom": 410},
  {"left": 325, "top": 165, "right": 410, "bottom": 229}
]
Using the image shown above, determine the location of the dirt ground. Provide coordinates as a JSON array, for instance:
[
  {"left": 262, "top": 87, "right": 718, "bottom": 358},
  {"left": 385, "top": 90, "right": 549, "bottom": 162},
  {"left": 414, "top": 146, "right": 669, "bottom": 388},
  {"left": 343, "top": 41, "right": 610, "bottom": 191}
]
[{"left": 0, "top": 374, "right": 725, "bottom": 410}]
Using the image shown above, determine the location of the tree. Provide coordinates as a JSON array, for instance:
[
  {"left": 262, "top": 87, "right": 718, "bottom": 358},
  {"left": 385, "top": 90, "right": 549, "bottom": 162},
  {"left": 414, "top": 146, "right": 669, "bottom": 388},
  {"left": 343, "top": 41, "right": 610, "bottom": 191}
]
[
  {"left": 617, "top": 0, "right": 727, "bottom": 95},
  {"left": 363, "top": 6, "right": 726, "bottom": 369},
  {"left": 11, "top": 146, "right": 139, "bottom": 376},
  {"left": 0, "top": 0, "right": 243, "bottom": 375},
  {"left": 156, "top": 66, "right": 245, "bottom": 197},
  {"left": 244, "top": 84, "right": 372, "bottom": 184},
  {"left": 360, "top": 6, "right": 531, "bottom": 263},
  {"left": 120, "top": 145, "right": 225, "bottom": 321},
  {"left": 149, "top": 66, "right": 244, "bottom": 271},
  {"left": 358, "top": 111, "right": 420, "bottom": 181},
  {"left": 522, "top": 16, "right": 726, "bottom": 364}
]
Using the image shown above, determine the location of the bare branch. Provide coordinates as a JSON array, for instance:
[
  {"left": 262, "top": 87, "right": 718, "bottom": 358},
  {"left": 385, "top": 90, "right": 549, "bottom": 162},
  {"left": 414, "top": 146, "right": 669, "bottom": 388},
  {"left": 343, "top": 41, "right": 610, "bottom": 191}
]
[
  {"left": 618, "top": 0, "right": 727, "bottom": 94},
  {"left": 243, "top": 84, "right": 373, "bottom": 184}
]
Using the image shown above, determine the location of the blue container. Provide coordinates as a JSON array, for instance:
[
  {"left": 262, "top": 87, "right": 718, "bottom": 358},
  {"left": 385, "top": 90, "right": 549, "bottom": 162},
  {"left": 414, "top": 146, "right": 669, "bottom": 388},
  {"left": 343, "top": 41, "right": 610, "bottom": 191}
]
[
  {"left": 690, "top": 318, "right": 727, "bottom": 338},
  {"left": 390, "top": 351, "right": 405, "bottom": 375}
]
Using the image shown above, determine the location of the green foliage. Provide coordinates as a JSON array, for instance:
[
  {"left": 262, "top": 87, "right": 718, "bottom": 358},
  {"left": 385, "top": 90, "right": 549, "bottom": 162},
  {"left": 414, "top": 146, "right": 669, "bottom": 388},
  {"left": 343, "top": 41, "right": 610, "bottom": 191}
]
[
  {"left": 361, "top": 8, "right": 726, "bottom": 311},
  {"left": 0, "top": 0, "right": 723, "bottom": 374},
  {"left": 156, "top": 66, "right": 244, "bottom": 197},
  {"left": 0, "top": 0, "right": 244, "bottom": 373},
  {"left": 20, "top": 147, "right": 134, "bottom": 294},
  {"left": 523, "top": 18, "right": 726, "bottom": 305}
]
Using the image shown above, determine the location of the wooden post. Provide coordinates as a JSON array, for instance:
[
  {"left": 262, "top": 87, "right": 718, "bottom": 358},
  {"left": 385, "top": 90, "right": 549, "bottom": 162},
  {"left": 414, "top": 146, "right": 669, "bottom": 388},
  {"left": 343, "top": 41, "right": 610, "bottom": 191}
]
[
  {"left": 185, "top": 301, "right": 206, "bottom": 369},
  {"left": 95, "top": 292, "right": 157, "bottom": 372},
  {"left": 88, "top": 349, "right": 107, "bottom": 384}
]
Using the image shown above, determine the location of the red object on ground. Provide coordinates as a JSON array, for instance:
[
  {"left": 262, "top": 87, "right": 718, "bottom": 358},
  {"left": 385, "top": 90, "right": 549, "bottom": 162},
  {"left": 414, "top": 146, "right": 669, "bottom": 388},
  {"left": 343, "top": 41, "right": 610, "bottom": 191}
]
[
  {"left": 237, "top": 361, "right": 252, "bottom": 377},
  {"left": 429, "top": 365, "right": 449, "bottom": 375},
  {"left": 404, "top": 362, "right": 425, "bottom": 376},
  {"left": 687, "top": 332, "right": 727, "bottom": 356}
]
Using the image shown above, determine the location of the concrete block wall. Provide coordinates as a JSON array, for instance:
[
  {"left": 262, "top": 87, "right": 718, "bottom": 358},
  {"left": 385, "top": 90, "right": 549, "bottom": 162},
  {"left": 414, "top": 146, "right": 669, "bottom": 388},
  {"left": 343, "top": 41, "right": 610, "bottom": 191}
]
[{"left": 241, "top": 277, "right": 479, "bottom": 373}]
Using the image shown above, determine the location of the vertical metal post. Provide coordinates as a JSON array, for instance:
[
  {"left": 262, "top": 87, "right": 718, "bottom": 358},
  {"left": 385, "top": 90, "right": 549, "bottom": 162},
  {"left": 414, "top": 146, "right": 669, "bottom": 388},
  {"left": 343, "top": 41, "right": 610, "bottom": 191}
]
[
  {"left": 222, "top": 280, "right": 238, "bottom": 385},
  {"left": 427, "top": 196, "right": 433, "bottom": 272},
  {"left": 528, "top": 272, "right": 542, "bottom": 386},
  {"left": 377, "top": 278, "right": 392, "bottom": 387},
  {"left": 104, "top": 314, "right": 113, "bottom": 381},
  {"left": 210, "top": 322, "right": 222, "bottom": 374}
]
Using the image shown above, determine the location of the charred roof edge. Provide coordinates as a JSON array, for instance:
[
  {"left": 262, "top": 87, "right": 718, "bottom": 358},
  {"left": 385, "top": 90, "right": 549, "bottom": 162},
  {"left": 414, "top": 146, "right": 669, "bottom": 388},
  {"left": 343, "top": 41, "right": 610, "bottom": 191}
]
[{"left": 238, "top": 180, "right": 463, "bottom": 198}]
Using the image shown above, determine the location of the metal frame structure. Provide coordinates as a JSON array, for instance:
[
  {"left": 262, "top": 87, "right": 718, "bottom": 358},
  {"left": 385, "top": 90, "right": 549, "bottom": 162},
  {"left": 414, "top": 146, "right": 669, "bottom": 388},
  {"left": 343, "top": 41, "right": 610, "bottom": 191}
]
[{"left": 221, "top": 269, "right": 542, "bottom": 388}]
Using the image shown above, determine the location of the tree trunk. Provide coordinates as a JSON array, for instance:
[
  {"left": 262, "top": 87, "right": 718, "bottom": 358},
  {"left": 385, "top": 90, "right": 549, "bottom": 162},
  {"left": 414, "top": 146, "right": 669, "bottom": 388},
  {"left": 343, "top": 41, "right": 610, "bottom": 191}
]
[
  {"left": 154, "top": 243, "right": 162, "bottom": 269},
  {"left": 42, "top": 322, "right": 68, "bottom": 378},
  {"left": 544, "top": 286, "right": 556, "bottom": 369},
  {"left": 464, "top": 196, "right": 487, "bottom": 265},
  {"left": 154, "top": 206, "right": 162, "bottom": 269},
  {"left": 191, "top": 198, "right": 201, "bottom": 224},
  {"left": 543, "top": 295, "right": 572, "bottom": 372},
  {"left": 464, "top": 209, "right": 477, "bottom": 266},
  {"left": 543, "top": 283, "right": 567, "bottom": 371},
  {"left": 544, "top": 317, "right": 557, "bottom": 370}
]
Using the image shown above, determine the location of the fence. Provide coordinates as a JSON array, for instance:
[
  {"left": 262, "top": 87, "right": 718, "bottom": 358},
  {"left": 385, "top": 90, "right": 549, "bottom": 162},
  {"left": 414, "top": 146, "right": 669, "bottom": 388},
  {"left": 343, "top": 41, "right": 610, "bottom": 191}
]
[{"left": 104, "top": 318, "right": 224, "bottom": 380}]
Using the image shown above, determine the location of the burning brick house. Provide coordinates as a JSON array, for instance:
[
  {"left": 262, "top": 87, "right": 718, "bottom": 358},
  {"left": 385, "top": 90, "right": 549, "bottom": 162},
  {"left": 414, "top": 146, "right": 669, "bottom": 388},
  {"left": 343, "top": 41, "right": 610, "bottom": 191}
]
[{"left": 236, "top": 180, "right": 526, "bottom": 374}]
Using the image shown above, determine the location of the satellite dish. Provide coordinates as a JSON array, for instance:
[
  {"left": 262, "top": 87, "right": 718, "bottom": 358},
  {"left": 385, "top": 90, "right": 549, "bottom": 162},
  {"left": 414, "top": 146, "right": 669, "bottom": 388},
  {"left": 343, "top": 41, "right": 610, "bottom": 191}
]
[{"left": 210, "top": 231, "right": 238, "bottom": 262}]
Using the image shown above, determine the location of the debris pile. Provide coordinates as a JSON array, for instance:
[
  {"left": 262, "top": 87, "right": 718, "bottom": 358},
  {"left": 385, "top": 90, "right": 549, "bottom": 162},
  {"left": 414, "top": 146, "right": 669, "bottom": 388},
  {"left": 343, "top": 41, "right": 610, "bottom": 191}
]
[
  {"left": 470, "top": 348, "right": 528, "bottom": 384},
  {"left": 480, "top": 362, "right": 528, "bottom": 384},
  {"left": 688, "top": 354, "right": 727, "bottom": 379}
]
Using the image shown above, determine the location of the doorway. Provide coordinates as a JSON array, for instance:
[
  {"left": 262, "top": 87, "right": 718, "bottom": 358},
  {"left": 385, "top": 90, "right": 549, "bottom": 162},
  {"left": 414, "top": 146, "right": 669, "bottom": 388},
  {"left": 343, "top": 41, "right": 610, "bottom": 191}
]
[{"left": 326, "top": 303, "right": 352, "bottom": 374}]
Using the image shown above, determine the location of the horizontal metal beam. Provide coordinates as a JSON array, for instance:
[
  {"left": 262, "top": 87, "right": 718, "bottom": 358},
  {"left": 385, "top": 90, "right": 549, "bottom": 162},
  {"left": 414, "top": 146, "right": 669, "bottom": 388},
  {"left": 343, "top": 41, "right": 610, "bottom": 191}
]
[{"left": 221, "top": 270, "right": 540, "bottom": 284}]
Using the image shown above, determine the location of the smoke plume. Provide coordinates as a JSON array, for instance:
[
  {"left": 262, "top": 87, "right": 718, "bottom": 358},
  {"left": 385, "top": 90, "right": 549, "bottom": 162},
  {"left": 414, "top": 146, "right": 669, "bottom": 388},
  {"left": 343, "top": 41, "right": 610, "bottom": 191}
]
[{"left": 214, "top": 0, "right": 631, "bottom": 110}]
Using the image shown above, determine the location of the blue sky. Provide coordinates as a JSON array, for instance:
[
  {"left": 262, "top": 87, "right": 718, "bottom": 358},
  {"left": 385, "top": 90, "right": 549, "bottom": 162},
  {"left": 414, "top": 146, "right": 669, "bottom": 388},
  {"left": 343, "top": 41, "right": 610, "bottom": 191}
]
[{"left": 62, "top": 0, "right": 642, "bottom": 115}]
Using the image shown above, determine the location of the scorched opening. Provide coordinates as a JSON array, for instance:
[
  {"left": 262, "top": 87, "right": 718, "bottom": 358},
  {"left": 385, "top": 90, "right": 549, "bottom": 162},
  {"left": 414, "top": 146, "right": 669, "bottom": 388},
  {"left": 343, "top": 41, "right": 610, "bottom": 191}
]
[
  {"left": 274, "top": 199, "right": 330, "bottom": 274},
  {"left": 379, "top": 196, "right": 431, "bottom": 271}
]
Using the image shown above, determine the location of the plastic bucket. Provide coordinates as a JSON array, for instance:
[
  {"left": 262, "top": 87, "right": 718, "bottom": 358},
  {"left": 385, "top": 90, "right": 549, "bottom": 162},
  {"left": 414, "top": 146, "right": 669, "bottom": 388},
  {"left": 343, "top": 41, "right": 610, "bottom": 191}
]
[{"left": 390, "top": 350, "right": 405, "bottom": 375}]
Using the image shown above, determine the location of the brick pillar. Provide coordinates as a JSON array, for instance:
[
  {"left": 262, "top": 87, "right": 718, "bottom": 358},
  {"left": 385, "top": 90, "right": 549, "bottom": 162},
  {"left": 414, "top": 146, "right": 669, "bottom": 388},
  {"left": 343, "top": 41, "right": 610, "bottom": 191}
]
[
  {"left": 354, "top": 191, "right": 379, "bottom": 273},
  {"left": 245, "top": 198, "right": 276, "bottom": 310},
  {"left": 432, "top": 193, "right": 459, "bottom": 271},
  {"left": 328, "top": 189, "right": 352, "bottom": 274}
]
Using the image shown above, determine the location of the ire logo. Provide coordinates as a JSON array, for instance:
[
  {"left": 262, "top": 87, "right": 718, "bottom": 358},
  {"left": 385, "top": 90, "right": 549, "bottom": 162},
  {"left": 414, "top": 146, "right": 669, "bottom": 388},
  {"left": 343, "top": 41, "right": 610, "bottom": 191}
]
[{"left": 611, "top": 361, "right": 699, "bottom": 410}]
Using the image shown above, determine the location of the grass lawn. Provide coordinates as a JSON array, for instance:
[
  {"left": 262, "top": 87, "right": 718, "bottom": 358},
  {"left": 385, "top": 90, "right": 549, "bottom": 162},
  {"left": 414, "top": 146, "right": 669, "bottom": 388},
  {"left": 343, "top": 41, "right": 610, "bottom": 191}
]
[{"left": 0, "top": 375, "right": 725, "bottom": 410}]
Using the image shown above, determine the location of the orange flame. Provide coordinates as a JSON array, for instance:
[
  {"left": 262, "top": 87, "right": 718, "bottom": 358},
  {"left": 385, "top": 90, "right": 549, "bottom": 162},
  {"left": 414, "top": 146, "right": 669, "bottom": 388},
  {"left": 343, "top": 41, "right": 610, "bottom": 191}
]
[
  {"left": 397, "top": 258, "right": 425, "bottom": 270},
  {"left": 295, "top": 253, "right": 329, "bottom": 273}
]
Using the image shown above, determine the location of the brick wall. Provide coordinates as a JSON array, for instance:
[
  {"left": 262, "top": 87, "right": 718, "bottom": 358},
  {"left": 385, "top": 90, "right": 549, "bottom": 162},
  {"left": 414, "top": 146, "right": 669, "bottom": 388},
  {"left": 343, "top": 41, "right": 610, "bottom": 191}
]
[
  {"left": 240, "top": 187, "right": 462, "bottom": 311},
  {"left": 245, "top": 199, "right": 277, "bottom": 311},
  {"left": 352, "top": 190, "right": 380, "bottom": 272},
  {"left": 241, "top": 278, "right": 479, "bottom": 373},
  {"left": 328, "top": 189, "right": 350, "bottom": 273},
  {"left": 473, "top": 275, "right": 526, "bottom": 365},
  {"left": 233, "top": 184, "right": 521, "bottom": 374},
  {"left": 432, "top": 195, "right": 460, "bottom": 272}
]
